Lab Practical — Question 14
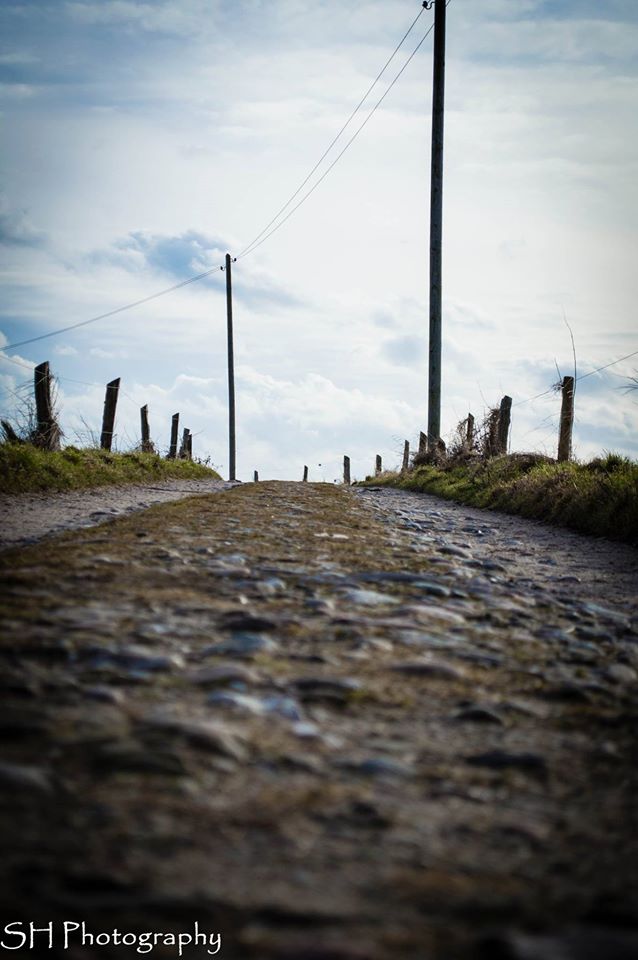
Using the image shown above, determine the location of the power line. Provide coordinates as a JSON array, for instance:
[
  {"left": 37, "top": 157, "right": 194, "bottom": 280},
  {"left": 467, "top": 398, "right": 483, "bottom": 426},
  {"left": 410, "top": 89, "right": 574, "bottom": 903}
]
[
  {"left": 1, "top": 351, "right": 110, "bottom": 389},
  {"left": 2, "top": 264, "right": 224, "bottom": 352},
  {"left": 236, "top": 4, "right": 427, "bottom": 260},
  {"left": 2, "top": 8, "right": 436, "bottom": 355},
  {"left": 514, "top": 347, "right": 638, "bottom": 406},
  {"left": 513, "top": 386, "right": 555, "bottom": 407},
  {"left": 576, "top": 348, "right": 638, "bottom": 382},
  {"left": 0, "top": 353, "right": 34, "bottom": 373},
  {"left": 236, "top": 22, "right": 436, "bottom": 260}
]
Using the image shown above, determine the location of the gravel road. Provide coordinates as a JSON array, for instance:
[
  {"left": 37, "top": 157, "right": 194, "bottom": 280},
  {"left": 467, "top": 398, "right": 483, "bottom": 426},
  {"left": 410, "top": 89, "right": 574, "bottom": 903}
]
[{"left": 0, "top": 481, "right": 636, "bottom": 960}]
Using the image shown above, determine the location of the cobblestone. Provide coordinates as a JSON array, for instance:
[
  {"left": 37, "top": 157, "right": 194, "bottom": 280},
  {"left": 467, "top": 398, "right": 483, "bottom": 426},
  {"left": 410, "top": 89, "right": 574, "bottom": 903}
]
[{"left": 0, "top": 480, "right": 636, "bottom": 959}]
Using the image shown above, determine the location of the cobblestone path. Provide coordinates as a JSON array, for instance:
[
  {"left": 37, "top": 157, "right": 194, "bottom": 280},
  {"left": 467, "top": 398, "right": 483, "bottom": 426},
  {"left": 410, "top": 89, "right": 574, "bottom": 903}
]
[{"left": 0, "top": 481, "right": 636, "bottom": 960}]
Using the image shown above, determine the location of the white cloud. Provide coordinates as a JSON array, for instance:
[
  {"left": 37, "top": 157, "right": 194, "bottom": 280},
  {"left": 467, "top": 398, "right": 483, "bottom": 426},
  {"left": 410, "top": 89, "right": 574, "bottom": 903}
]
[
  {"left": 0, "top": 0, "right": 636, "bottom": 468},
  {"left": 89, "top": 347, "right": 128, "bottom": 359}
]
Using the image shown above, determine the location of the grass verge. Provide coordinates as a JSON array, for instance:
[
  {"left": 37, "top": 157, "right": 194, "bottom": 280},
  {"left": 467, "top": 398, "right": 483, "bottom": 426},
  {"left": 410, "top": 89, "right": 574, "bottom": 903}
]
[
  {"left": 363, "top": 452, "right": 638, "bottom": 545},
  {"left": 0, "top": 443, "right": 221, "bottom": 494}
]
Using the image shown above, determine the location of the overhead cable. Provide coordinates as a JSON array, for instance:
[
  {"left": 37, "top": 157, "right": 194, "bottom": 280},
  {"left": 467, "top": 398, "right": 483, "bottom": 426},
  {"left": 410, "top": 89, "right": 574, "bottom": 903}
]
[
  {"left": 514, "top": 347, "right": 638, "bottom": 406},
  {"left": 3, "top": 5, "right": 438, "bottom": 353},
  {"left": 236, "top": 4, "right": 427, "bottom": 259},
  {"left": 3, "top": 264, "right": 223, "bottom": 352},
  {"left": 236, "top": 22, "right": 436, "bottom": 259}
]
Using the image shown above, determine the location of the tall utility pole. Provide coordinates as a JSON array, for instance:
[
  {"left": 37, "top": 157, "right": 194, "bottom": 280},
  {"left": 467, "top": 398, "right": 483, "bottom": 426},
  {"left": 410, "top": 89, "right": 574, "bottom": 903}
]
[
  {"left": 224, "top": 253, "right": 236, "bottom": 482},
  {"left": 427, "top": 0, "right": 447, "bottom": 447}
]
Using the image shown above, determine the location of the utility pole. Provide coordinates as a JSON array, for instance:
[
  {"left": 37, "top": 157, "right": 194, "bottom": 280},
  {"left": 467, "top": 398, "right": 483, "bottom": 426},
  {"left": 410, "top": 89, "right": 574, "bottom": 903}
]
[
  {"left": 224, "top": 253, "right": 236, "bottom": 482},
  {"left": 426, "top": 0, "right": 446, "bottom": 447}
]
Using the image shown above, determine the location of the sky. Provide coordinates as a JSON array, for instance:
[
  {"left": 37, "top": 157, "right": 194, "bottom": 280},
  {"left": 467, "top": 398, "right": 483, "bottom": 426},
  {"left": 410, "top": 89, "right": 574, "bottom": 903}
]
[{"left": 1, "top": 0, "right": 637, "bottom": 481}]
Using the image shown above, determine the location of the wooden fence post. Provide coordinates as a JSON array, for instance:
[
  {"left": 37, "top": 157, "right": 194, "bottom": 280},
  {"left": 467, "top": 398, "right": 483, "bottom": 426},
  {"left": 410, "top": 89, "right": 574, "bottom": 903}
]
[
  {"left": 497, "top": 395, "right": 512, "bottom": 455},
  {"left": 168, "top": 413, "right": 179, "bottom": 459},
  {"left": 401, "top": 440, "right": 410, "bottom": 473},
  {"left": 466, "top": 413, "right": 475, "bottom": 448},
  {"left": 254, "top": 470, "right": 259, "bottom": 482},
  {"left": 33, "top": 361, "right": 60, "bottom": 450},
  {"left": 343, "top": 456, "right": 351, "bottom": 486},
  {"left": 557, "top": 376, "right": 575, "bottom": 462},
  {"left": 303, "top": 465, "right": 308, "bottom": 482},
  {"left": 375, "top": 454, "right": 382, "bottom": 476},
  {"left": 418, "top": 431, "right": 427, "bottom": 456},
  {"left": 187, "top": 432, "right": 193, "bottom": 461},
  {"left": 100, "top": 378, "right": 120, "bottom": 451},
  {"left": 140, "top": 405, "right": 152, "bottom": 453},
  {"left": 179, "top": 428, "right": 190, "bottom": 459}
]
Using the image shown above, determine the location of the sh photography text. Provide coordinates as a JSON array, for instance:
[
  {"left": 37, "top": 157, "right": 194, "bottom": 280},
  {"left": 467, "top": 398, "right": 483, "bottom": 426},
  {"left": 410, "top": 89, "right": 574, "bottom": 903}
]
[{"left": 1, "top": 922, "right": 222, "bottom": 956}]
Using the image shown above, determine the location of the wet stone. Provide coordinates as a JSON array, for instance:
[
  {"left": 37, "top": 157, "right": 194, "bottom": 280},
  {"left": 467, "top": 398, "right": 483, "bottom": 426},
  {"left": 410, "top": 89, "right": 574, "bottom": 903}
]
[
  {"left": 83, "top": 685, "right": 126, "bottom": 705},
  {"left": 255, "top": 577, "right": 287, "bottom": 595},
  {"left": 217, "top": 611, "right": 278, "bottom": 632},
  {"left": 580, "top": 602, "right": 630, "bottom": 627},
  {"left": 354, "top": 571, "right": 434, "bottom": 585},
  {"left": 438, "top": 545, "right": 473, "bottom": 559},
  {"left": 341, "top": 588, "right": 399, "bottom": 607},
  {"left": 454, "top": 705, "right": 504, "bottom": 725},
  {"left": 95, "top": 741, "right": 187, "bottom": 776},
  {"left": 141, "top": 715, "right": 247, "bottom": 761},
  {"left": 562, "top": 642, "right": 599, "bottom": 665},
  {"left": 415, "top": 580, "right": 452, "bottom": 598},
  {"left": 403, "top": 604, "right": 466, "bottom": 626},
  {"left": 0, "top": 762, "right": 53, "bottom": 794},
  {"left": 456, "top": 651, "right": 503, "bottom": 669},
  {"left": 348, "top": 757, "right": 412, "bottom": 778},
  {"left": 466, "top": 750, "right": 548, "bottom": 778},
  {"left": 207, "top": 691, "right": 269, "bottom": 715},
  {"left": 80, "top": 645, "right": 185, "bottom": 674},
  {"left": 395, "top": 631, "right": 463, "bottom": 651},
  {"left": 211, "top": 632, "right": 278, "bottom": 658},
  {"left": 605, "top": 663, "right": 637, "bottom": 685},
  {"left": 293, "top": 676, "right": 363, "bottom": 704},
  {"left": 576, "top": 625, "right": 615, "bottom": 643},
  {"left": 390, "top": 659, "right": 463, "bottom": 680},
  {"left": 304, "top": 597, "right": 336, "bottom": 614},
  {"left": 187, "top": 663, "right": 259, "bottom": 687}
]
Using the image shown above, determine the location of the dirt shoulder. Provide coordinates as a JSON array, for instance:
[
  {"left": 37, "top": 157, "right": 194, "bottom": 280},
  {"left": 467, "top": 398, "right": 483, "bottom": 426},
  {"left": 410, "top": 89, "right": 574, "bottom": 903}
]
[
  {"left": 0, "top": 481, "right": 636, "bottom": 960},
  {"left": 0, "top": 477, "right": 235, "bottom": 550}
]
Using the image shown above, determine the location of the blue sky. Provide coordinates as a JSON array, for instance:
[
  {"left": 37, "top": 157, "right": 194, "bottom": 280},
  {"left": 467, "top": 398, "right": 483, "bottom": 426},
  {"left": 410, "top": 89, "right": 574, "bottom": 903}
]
[{"left": 1, "top": 0, "right": 637, "bottom": 479}]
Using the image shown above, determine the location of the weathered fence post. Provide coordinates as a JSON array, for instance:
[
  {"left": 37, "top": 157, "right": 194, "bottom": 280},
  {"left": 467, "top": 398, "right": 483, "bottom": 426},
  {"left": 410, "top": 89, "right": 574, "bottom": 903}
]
[
  {"left": 168, "top": 413, "right": 179, "bottom": 459},
  {"left": 497, "top": 395, "right": 512, "bottom": 455},
  {"left": 33, "top": 361, "right": 60, "bottom": 450},
  {"left": 187, "top": 432, "right": 193, "bottom": 461},
  {"left": 253, "top": 470, "right": 259, "bottom": 482},
  {"left": 100, "top": 378, "right": 120, "bottom": 451},
  {"left": 303, "top": 465, "right": 308, "bottom": 482},
  {"left": 140, "top": 405, "right": 152, "bottom": 453},
  {"left": 418, "top": 431, "right": 427, "bottom": 456},
  {"left": 466, "top": 413, "right": 475, "bottom": 449},
  {"left": 557, "top": 375, "right": 575, "bottom": 462},
  {"left": 401, "top": 440, "right": 410, "bottom": 473},
  {"left": 375, "top": 454, "right": 382, "bottom": 476},
  {"left": 179, "top": 428, "right": 190, "bottom": 459},
  {"left": 343, "top": 456, "right": 351, "bottom": 486}
]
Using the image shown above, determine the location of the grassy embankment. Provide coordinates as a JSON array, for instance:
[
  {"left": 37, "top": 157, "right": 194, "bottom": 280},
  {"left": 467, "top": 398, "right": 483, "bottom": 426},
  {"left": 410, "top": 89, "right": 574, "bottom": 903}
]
[
  {"left": 0, "top": 443, "right": 221, "bottom": 495},
  {"left": 365, "top": 453, "right": 638, "bottom": 545}
]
